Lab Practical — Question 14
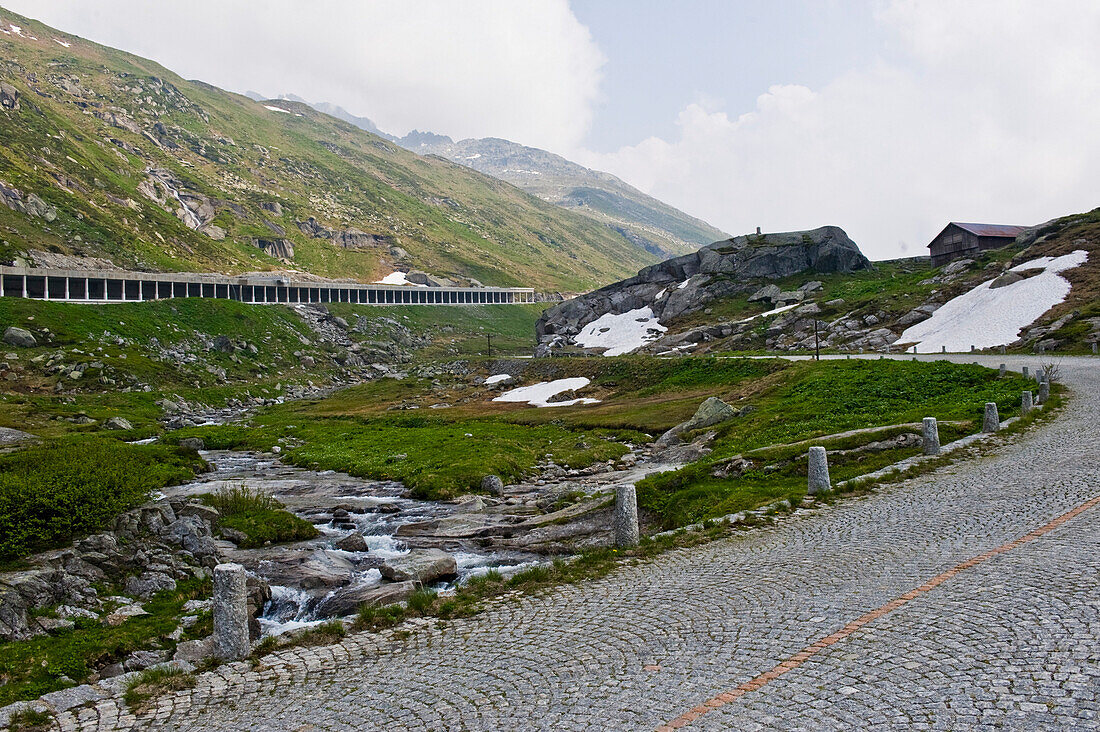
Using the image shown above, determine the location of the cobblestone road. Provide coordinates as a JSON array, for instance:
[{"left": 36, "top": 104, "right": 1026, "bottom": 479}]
[{"left": 61, "top": 356, "right": 1100, "bottom": 731}]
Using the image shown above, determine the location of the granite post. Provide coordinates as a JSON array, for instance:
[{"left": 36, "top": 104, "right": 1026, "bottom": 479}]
[
  {"left": 1038, "top": 379, "right": 1050, "bottom": 405},
  {"left": 807, "top": 446, "right": 831, "bottom": 494},
  {"left": 213, "top": 563, "right": 250, "bottom": 660},
  {"left": 982, "top": 402, "right": 1000, "bottom": 433},
  {"left": 1021, "top": 391, "right": 1033, "bottom": 415},
  {"left": 612, "top": 485, "right": 639, "bottom": 548},
  {"left": 998, "top": 363, "right": 1006, "bottom": 378},
  {"left": 922, "top": 417, "right": 940, "bottom": 456}
]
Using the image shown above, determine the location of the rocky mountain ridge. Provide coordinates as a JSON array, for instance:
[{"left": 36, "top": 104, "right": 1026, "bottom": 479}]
[{"left": 0, "top": 8, "right": 666, "bottom": 291}]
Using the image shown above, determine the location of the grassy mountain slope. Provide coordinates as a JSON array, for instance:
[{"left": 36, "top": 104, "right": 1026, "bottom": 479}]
[
  {"left": 396, "top": 135, "right": 727, "bottom": 258},
  {"left": 0, "top": 7, "right": 663, "bottom": 291}
]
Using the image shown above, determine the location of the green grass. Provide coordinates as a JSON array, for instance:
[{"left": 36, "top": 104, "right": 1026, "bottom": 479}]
[
  {"left": 123, "top": 667, "right": 196, "bottom": 713},
  {"left": 0, "top": 577, "right": 210, "bottom": 706},
  {"left": 199, "top": 486, "right": 318, "bottom": 548},
  {"left": 0, "top": 436, "right": 205, "bottom": 560},
  {"left": 636, "top": 359, "right": 1031, "bottom": 527},
  {"left": 172, "top": 415, "right": 636, "bottom": 500},
  {"left": 6, "top": 708, "right": 53, "bottom": 732}
]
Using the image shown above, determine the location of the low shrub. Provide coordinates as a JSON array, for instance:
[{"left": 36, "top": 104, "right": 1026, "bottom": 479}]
[
  {"left": 0, "top": 436, "right": 203, "bottom": 560},
  {"left": 200, "top": 487, "right": 318, "bottom": 548}
]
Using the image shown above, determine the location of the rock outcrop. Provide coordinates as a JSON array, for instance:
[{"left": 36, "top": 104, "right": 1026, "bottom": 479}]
[
  {"left": 537, "top": 226, "right": 871, "bottom": 348},
  {"left": 297, "top": 217, "right": 394, "bottom": 250}
]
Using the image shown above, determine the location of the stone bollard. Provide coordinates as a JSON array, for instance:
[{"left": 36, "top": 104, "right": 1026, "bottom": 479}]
[
  {"left": 1038, "top": 379, "right": 1050, "bottom": 405},
  {"left": 612, "top": 485, "right": 639, "bottom": 548},
  {"left": 807, "top": 446, "right": 831, "bottom": 494},
  {"left": 1093, "top": 342, "right": 1098, "bottom": 354},
  {"left": 922, "top": 417, "right": 940, "bottom": 455},
  {"left": 1022, "top": 366, "right": 1029, "bottom": 379},
  {"left": 998, "top": 363, "right": 1006, "bottom": 378},
  {"left": 1021, "top": 391, "right": 1033, "bottom": 415},
  {"left": 941, "top": 346, "right": 946, "bottom": 353},
  {"left": 1035, "top": 368, "right": 1044, "bottom": 384},
  {"left": 213, "top": 563, "right": 250, "bottom": 660},
  {"left": 982, "top": 402, "right": 1000, "bottom": 433}
]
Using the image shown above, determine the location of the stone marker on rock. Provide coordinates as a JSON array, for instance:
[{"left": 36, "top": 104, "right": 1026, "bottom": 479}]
[
  {"left": 1038, "top": 379, "right": 1050, "bottom": 405},
  {"left": 807, "top": 446, "right": 831, "bottom": 494},
  {"left": 1022, "top": 366, "right": 1029, "bottom": 379},
  {"left": 612, "top": 485, "right": 639, "bottom": 548},
  {"left": 982, "top": 402, "right": 1000, "bottom": 433},
  {"left": 213, "top": 563, "right": 250, "bottom": 661},
  {"left": 1021, "top": 391, "right": 1033, "bottom": 415},
  {"left": 1035, "top": 368, "right": 1045, "bottom": 384},
  {"left": 998, "top": 364, "right": 1006, "bottom": 378},
  {"left": 922, "top": 418, "right": 940, "bottom": 456}
]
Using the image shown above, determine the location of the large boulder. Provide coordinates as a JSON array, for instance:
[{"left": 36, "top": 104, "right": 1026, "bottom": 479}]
[
  {"left": 314, "top": 581, "right": 418, "bottom": 618},
  {"left": 656, "top": 397, "right": 737, "bottom": 445},
  {"left": 379, "top": 549, "right": 457, "bottom": 584},
  {"left": 3, "top": 326, "right": 36, "bottom": 348},
  {"left": 537, "top": 225, "right": 870, "bottom": 343}
]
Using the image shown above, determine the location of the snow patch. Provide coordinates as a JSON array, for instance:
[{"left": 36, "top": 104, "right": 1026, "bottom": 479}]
[
  {"left": 677, "top": 279, "right": 691, "bottom": 290},
  {"left": 493, "top": 377, "right": 599, "bottom": 408},
  {"left": 53, "top": 38, "right": 70, "bottom": 47},
  {"left": 484, "top": 374, "right": 512, "bottom": 385},
  {"left": 896, "top": 250, "right": 1088, "bottom": 352},
  {"left": 9, "top": 24, "right": 21, "bottom": 35},
  {"left": 264, "top": 104, "right": 292, "bottom": 113},
  {"left": 374, "top": 271, "right": 424, "bottom": 286},
  {"left": 737, "top": 303, "right": 800, "bottom": 323},
  {"left": 654, "top": 287, "right": 668, "bottom": 301},
  {"left": 574, "top": 307, "right": 668, "bottom": 357}
]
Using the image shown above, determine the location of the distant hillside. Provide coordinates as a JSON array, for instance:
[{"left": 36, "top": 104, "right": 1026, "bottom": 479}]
[
  {"left": 0, "top": 8, "right": 669, "bottom": 291},
  {"left": 295, "top": 100, "right": 726, "bottom": 259}
]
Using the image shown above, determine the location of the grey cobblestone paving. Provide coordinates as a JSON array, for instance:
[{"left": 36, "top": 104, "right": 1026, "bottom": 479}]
[{"left": 56, "top": 356, "right": 1100, "bottom": 731}]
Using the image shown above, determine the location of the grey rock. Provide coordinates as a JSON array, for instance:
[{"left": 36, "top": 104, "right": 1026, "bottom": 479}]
[
  {"left": 104, "top": 417, "right": 133, "bottom": 430},
  {"left": 481, "top": 475, "right": 505, "bottom": 496},
  {"left": 380, "top": 549, "right": 457, "bottom": 584},
  {"left": 989, "top": 271, "right": 1025, "bottom": 289},
  {"left": 3, "top": 326, "right": 36, "bottom": 348},
  {"left": 334, "top": 533, "right": 368, "bottom": 553},
  {"left": 213, "top": 563, "right": 250, "bottom": 660},
  {"left": 124, "top": 572, "right": 176, "bottom": 599},
  {"left": 537, "top": 225, "right": 871, "bottom": 344},
  {"left": 39, "top": 683, "right": 105, "bottom": 713},
  {"left": 260, "top": 201, "right": 283, "bottom": 216},
  {"left": 748, "top": 284, "right": 781, "bottom": 303},
  {"left": 252, "top": 237, "right": 294, "bottom": 259},
  {"left": 0, "top": 81, "right": 19, "bottom": 110},
  {"left": 612, "top": 485, "right": 640, "bottom": 548},
  {"left": 657, "top": 397, "right": 736, "bottom": 445},
  {"left": 178, "top": 502, "right": 220, "bottom": 524},
  {"left": 0, "top": 426, "right": 37, "bottom": 446},
  {"left": 173, "top": 636, "right": 215, "bottom": 664},
  {"left": 807, "top": 446, "right": 831, "bottom": 494},
  {"left": 104, "top": 603, "right": 149, "bottom": 626},
  {"left": 179, "top": 437, "right": 205, "bottom": 451},
  {"left": 124, "top": 649, "right": 170, "bottom": 670},
  {"left": 314, "top": 581, "right": 419, "bottom": 618}
]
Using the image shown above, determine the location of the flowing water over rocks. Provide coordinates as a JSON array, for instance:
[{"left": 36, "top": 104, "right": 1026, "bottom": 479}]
[{"left": 160, "top": 449, "right": 681, "bottom": 635}]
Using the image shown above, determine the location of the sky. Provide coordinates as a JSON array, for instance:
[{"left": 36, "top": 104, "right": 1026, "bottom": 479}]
[{"left": 5, "top": 0, "right": 1100, "bottom": 260}]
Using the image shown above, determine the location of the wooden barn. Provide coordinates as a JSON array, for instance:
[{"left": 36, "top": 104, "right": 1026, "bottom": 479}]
[{"left": 928, "top": 222, "right": 1028, "bottom": 267}]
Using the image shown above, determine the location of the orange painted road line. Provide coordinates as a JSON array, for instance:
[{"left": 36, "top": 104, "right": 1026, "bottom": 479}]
[{"left": 655, "top": 494, "right": 1100, "bottom": 732}]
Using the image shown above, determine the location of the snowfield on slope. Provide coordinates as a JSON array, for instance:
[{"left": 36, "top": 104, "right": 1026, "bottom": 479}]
[
  {"left": 493, "top": 378, "right": 600, "bottom": 408},
  {"left": 896, "top": 250, "right": 1088, "bottom": 353},
  {"left": 375, "top": 271, "right": 425, "bottom": 286},
  {"left": 574, "top": 307, "right": 668, "bottom": 356}
]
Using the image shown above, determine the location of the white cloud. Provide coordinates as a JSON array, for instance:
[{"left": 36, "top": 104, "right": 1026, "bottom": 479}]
[
  {"left": 5, "top": 0, "right": 604, "bottom": 152},
  {"left": 576, "top": 0, "right": 1100, "bottom": 260}
]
